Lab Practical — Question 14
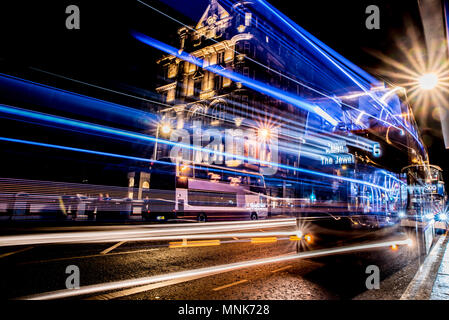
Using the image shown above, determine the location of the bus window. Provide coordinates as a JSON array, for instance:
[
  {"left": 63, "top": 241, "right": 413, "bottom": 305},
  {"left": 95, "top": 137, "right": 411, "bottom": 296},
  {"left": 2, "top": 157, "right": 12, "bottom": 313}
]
[
  {"left": 188, "top": 190, "right": 237, "bottom": 207},
  {"left": 194, "top": 166, "right": 209, "bottom": 180},
  {"left": 150, "top": 163, "right": 176, "bottom": 190}
]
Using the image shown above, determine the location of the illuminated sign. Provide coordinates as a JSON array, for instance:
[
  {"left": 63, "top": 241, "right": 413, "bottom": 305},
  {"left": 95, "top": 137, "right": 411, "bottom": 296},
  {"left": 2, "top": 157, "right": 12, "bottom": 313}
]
[
  {"left": 424, "top": 184, "right": 437, "bottom": 193},
  {"left": 321, "top": 154, "right": 354, "bottom": 165}
]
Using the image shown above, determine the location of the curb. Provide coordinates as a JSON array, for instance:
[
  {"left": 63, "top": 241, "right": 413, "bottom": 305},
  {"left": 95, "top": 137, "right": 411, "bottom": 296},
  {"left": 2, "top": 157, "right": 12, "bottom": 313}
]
[{"left": 400, "top": 233, "right": 449, "bottom": 300}]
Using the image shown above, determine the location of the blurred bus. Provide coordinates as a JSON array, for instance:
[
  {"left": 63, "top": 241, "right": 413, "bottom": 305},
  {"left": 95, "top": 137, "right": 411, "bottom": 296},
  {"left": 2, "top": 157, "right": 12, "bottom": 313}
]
[
  {"left": 142, "top": 158, "right": 268, "bottom": 222},
  {"left": 402, "top": 164, "right": 447, "bottom": 220}
]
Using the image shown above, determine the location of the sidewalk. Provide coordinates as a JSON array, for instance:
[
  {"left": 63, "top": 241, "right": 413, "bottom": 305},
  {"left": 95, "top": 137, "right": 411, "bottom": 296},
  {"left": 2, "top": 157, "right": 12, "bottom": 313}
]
[{"left": 430, "top": 232, "right": 449, "bottom": 299}]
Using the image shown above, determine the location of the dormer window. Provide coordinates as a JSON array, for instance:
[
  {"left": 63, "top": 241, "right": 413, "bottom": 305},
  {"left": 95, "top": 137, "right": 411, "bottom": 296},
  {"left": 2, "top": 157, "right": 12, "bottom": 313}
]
[{"left": 192, "top": 67, "right": 204, "bottom": 80}]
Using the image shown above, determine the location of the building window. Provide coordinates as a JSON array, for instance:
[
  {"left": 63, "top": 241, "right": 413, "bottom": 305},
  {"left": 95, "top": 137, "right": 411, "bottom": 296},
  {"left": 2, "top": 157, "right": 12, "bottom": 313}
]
[
  {"left": 210, "top": 103, "right": 226, "bottom": 122},
  {"left": 217, "top": 51, "right": 225, "bottom": 65},
  {"left": 188, "top": 104, "right": 205, "bottom": 121},
  {"left": 168, "top": 64, "right": 177, "bottom": 78},
  {"left": 215, "top": 75, "right": 223, "bottom": 91},
  {"left": 236, "top": 42, "right": 242, "bottom": 53},
  {"left": 244, "top": 42, "right": 251, "bottom": 55},
  {"left": 245, "top": 13, "right": 252, "bottom": 26},
  {"left": 242, "top": 95, "right": 249, "bottom": 117},
  {"left": 243, "top": 67, "right": 250, "bottom": 78},
  {"left": 194, "top": 79, "right": 202, "bottom": 96},
  {"left": 162, "top": 66, "right": 169, "bottom": 80},
  {"left": 166, "top": 88, "right": 175, "bottom": 102},
  {"left": 186, "top": 78, "right": 194, "bottom": 96}
]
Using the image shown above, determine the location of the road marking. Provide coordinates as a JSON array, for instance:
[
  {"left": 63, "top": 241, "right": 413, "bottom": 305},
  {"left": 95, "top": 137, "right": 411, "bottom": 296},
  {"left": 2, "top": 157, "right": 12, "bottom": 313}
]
[
  {"left": 18, "top": 248, "right": 160, "bottom": 265},
  {"left": 0, "top": 246, "right": 33, "bottom": 259},
  {"left": 100, "top": 241, "right": 126, "bottom": 255},
  {"left": 169, "top": 239, "right": 220, "bottom": 248},
  {"left": 251, "top": 237, "right": 277, "bottom": 244},
  {"left": 271, "top": 265, "right": 292, "bottom": 273},
  {"left": 289, "top": 235, "right": 301, "bottom": 241},
  {"left": 212, "top": 279, "right": 248, "bottom": 291},
  {"left": 86, "top": 278, "right": 185, "bottom": 300}
]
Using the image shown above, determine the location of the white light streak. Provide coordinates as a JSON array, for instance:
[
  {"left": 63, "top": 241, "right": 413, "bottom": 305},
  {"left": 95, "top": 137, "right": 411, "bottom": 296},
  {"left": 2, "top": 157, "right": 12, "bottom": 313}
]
[{"left": 18, "top": 237, "right": 412, "bottom": 300}]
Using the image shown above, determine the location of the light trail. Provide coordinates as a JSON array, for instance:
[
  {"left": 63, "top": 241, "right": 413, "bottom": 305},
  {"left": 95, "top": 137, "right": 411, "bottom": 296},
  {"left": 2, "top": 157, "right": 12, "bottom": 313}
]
[
  {"left": 0, "top": 112, "right": 398, "bottom": 192},
  {"left": 0, "top": 219, "right": 297, "bottom": 247},
  {"left": 29, "top": 67, "right": 169, "bottom": 108},
  {"left": 131, "top": 31, "right": 339, "bottom": 126},
  {"left": 255, "top": 0, "right": 425, "bottom": 148},
  {"left": 0, "top": 73, "right": 157, "bottom": 129},
  {"left": 143, "top": 0, "right": 401, "bottom": 134},
  {"left": 18, "top": 237, "right": 412, "bottom": 300},
  {"left": 0, "top": 72, "right": 403, "bottom": 179}
]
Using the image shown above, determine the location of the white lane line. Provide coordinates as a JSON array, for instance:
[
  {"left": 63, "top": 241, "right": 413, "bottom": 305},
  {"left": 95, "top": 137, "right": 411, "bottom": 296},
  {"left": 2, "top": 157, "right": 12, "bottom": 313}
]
[
  {"left": 212, "top": 279, "right": 248, "bottom": 291},
  {"left": 100, "top": 241, "right": 126, "bottom": 255},
  {"left": 17, "top": 237, "right": 412, "bottom": 300},
  {"left": 0, "top": 246, "right": 33, "bottom": 259},
  {"left": 86, "top": 278, "right": 187, "bottom": 300}
]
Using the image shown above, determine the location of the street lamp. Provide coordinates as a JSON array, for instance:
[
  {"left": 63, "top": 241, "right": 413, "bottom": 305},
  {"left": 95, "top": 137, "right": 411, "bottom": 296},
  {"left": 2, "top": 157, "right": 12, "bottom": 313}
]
[
  {"left": 152, "top": 121, "right": 172, "bottom": 160},
  {"left": 161, "top": 123, "right": 172, "bottom": 135},
  {"left": 258, "top": 127, "right": 271, "bottom": 141},
  {"left": 418, "top": 73, "right": 439, "bottom": 90}
]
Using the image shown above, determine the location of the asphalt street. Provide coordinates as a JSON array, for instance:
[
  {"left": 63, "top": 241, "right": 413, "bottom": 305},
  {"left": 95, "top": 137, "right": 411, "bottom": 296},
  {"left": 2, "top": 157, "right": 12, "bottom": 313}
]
[{"left": 0, "top": 219, "right": 422, "bottom": 300}]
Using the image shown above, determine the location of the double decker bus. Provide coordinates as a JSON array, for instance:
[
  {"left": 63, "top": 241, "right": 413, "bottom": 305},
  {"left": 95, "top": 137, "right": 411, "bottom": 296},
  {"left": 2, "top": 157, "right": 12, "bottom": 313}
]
[
  {"left": 402, "top": 164, "right": 447, "bottom": 220},
  {"left": 142, "top": 158, "right": 268, "bottom": 222},
  {"left": 272, "top": 85, "right": 427, "bottom": 236}
]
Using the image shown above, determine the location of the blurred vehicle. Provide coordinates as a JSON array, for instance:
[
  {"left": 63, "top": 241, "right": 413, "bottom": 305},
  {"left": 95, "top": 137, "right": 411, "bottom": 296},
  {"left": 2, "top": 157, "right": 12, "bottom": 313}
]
[{"left": 143, "top": 158, "right": 268, "bottom": 222}]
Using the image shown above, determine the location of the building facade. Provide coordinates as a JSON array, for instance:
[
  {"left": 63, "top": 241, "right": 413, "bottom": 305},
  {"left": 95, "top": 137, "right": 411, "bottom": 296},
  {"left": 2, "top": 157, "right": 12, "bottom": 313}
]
[{"left": 131, "top": 0, "right": 326, "bottom": 200}]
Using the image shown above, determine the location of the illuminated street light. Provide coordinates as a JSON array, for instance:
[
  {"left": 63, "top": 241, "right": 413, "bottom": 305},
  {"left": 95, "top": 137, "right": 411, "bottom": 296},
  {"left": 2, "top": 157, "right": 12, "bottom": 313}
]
[
  {"left": 418, "top": 73, "right": 439, "bottom": 90},
  {"left": 152, "top": 120, "right": 172, "bottom": 161},
  {"left": 161, "top": 123, "right": 172, "bottom": 135},
  {"left": 258, "top": 127, "right": 271, "bottom": 141}
]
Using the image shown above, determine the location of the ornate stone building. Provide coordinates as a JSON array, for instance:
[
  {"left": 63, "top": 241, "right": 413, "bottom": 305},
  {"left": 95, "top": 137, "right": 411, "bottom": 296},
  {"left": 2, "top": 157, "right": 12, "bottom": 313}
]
[{"left": 134, "top": 0, "right": 317, "bottom": 199}]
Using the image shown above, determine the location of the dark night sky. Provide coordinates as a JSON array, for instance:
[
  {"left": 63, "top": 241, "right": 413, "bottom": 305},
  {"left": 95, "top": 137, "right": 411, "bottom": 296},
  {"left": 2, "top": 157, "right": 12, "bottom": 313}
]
[{"left": 0, "top": 0, "right": 448, "bottom": 183}]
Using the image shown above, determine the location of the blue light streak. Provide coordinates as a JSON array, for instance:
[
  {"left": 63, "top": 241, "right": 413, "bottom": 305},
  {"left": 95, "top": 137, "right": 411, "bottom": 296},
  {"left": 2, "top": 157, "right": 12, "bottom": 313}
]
[
  {"left": 0, "top": 101, "right": 405, "bottom": 192},
  {"left": 0, "top": 73, "right": 157, "bottom": 130},
  {"left": 131, "top": 31, "right": 339, "bottom": 127},
  {"left": 255, "top": 0, "right": 425, "bottom": 151},
  {"left": 0, "top": 129, "right": 398, "bottom": 193}
]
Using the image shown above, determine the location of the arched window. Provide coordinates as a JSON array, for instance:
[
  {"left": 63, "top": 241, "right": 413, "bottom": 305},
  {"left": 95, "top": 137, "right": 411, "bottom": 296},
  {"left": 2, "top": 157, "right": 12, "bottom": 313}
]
[
  {"left": 188, "top": 104, "right": 206, "bottom": 122},
  {"left": 210, "top": 101, "right": 227, "bottom": 123}
]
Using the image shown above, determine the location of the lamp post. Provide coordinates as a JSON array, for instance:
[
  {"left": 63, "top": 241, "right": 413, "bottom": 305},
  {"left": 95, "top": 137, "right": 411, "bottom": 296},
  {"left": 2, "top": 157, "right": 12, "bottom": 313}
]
[{"left": 152, "top": 121, "right": 172, "bottom": 161}]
